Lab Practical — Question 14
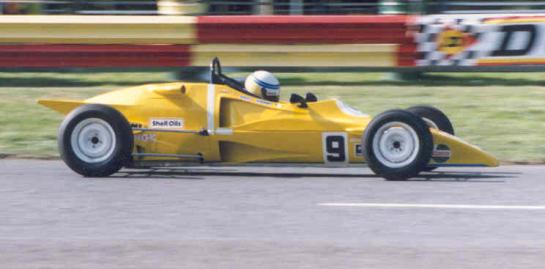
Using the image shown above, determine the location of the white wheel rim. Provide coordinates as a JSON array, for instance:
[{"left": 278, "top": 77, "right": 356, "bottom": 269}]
[
  {"left": 70, "top": 118, "right": 116, "bottom": 163},
  {"left": 372, "top": 121, "right": 420, "bottom": 168}
]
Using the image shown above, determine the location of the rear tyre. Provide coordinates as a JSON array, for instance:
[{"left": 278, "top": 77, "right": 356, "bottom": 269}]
[
  {"left": 407, "top": 105, "right": 454, "bottom": 171},
  {"left": 363, "top": 110, "right": 433, "bottom": 180},
  {"left": 58, "top": 104, "right": 133, "bottom": 177}
]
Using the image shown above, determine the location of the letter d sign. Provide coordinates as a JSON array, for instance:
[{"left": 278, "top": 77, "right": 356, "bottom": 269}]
[{"left": 492, "top": 24, "right": 537, "bottom": 57}]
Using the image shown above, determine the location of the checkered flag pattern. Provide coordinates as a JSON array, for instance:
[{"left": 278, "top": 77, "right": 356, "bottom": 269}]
[{"left": 415, "top": 17, "right": 484, "bottom": 67}]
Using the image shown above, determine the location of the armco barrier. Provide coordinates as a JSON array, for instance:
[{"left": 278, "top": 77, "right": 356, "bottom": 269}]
[
  {"left": 0, "top": 15, "right": 414, "bottom": 68},
  {"left": 0, "top": 16, "right": 196, "bottom": 44},
  {"left": 191, "top": 44, "right": 399, "bottom": 67},
  {"left": 0, "top": 44, "right": 191, "bottom": 68},
  {"left": 196, "top": 16, "right": 409, "bottom": 44}
]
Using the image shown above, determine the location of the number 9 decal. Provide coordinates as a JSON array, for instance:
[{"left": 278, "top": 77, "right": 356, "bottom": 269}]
[{"left": 322, "top": 132, "right": 348, "bottom": 164}]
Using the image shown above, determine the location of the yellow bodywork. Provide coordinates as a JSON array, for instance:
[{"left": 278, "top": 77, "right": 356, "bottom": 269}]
[{"left": 38, "top": 82, "right": 499, "bottom": 167}]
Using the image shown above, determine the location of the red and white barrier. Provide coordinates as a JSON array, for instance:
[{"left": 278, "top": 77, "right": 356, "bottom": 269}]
[
  {"left": 1, "top": 14, "right": 544, "bottom": 70},
  {"left": 0, "top": 15, "right": 414, "bottom": 68}
]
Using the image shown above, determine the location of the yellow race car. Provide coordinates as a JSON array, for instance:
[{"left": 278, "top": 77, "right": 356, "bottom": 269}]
[{"left": 39, "top": 58, "right": 498, "bottom": 180}]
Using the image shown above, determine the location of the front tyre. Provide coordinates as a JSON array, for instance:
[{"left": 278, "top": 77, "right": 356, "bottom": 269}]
[
  {"left": 407, "top": 105, "right": 454, "bottom": 172},
  {"left": 58, "top": 104, "right": 133, "bottom": 177},
  {"left": 406, "top": 105, "right": 454, "bottom": 135},
  {"left": 363, "top": 110, "right": 433, "bottom": 180}
]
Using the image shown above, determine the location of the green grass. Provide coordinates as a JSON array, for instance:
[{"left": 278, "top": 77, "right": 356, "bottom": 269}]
[
  {"left": 0, "top": 71, "right": 173, "bottom": 87},
  {"left": 1, "top": 70, "right": 545, "bottom": 162}
]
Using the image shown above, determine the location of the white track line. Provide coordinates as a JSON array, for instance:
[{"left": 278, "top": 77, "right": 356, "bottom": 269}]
[{"left": 318, "top": 203, "right": 545, "bottom": 210}]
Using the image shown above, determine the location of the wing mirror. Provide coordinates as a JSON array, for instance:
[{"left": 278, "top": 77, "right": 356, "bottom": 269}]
[
  {"left": 290, "top": 93, "right": 308, "bottom": 108},
  {"left": 305, "top": 92, "right": 318, "bottom": 102}
]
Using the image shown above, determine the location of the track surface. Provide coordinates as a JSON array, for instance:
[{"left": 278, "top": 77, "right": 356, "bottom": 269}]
[{"left": 1, "top": 160, "right": 545, "bottom": 268}]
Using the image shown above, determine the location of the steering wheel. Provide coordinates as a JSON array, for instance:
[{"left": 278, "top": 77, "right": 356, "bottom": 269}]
[
  {"left": 209, "top": 57, "right": 249, "bottom": 94},
  {"left": 209, "top": 58, "right": 263, "bottom": 99},
  {"left": 209, "top": 57, "right": 222, "bottom": 84}
]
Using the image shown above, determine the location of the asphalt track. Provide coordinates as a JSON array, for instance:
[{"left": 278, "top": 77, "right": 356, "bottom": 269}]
[{"left": 1, "top": 159, "right": 545, "bottom": 269}]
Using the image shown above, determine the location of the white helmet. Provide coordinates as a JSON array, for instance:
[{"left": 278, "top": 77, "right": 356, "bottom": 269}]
[{"left": 245, "top": 70, "right": 280, "bottom": 102}]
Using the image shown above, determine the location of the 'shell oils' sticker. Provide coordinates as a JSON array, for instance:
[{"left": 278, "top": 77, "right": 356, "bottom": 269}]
[{"left": 149, "top": 118, "right": 184, "bottom": 130}]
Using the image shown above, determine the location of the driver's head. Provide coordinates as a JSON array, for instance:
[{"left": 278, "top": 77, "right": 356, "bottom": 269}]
[{"left": 245, "top": 70, "right": 280, "bottom": 102}]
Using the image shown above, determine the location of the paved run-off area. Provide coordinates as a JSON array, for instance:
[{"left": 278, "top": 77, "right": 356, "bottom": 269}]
[{"left": 1, "top": 160, "right": 545, "bottom": 268}]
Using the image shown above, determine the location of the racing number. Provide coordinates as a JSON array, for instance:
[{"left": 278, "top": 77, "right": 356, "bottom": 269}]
[
  {"left": 323, "top": 133, "right": 348, "bottom": 163},
  {"left": 326, "top": 136, "right": 346, "bottom": 162}
]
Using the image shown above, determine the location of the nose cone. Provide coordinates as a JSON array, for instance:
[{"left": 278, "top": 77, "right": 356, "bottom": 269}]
[
  {"left": 477, "top": 149, "right": 500, "bottom": 167},
  {"left": 430, "top": 129, "right": 499, "bottom": 167}
]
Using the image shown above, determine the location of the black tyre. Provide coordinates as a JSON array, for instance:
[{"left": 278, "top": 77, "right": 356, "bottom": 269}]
[
  {"left": 58, "top": 104, "right": 133, "bottom": 177},
  {"left": 406, "top": 105, "right": 454, "bottom": 135},
  {"left": 363, "top": 109, "right": 433, "bottom": 180},
  {"left": 407, "top": 105, "right": 454, "bottom": 171}
]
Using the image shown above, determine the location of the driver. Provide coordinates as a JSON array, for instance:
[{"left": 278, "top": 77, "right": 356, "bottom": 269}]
[{"left": 244, "top": 70, "right": 280, "bottom": 102}]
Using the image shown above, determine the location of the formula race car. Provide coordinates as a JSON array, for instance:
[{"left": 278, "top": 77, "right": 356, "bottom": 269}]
[{"left": 38, "top": 58, "right": 498, "bottom": 180}]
